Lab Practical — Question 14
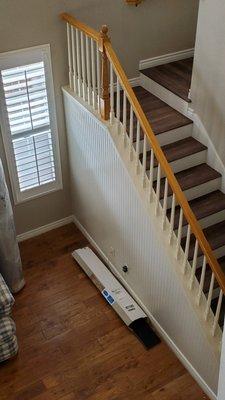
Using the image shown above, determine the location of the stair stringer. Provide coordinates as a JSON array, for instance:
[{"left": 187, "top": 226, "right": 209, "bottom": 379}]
[{"left": 63, "top": 87, "right": 220, "bottom": 398}]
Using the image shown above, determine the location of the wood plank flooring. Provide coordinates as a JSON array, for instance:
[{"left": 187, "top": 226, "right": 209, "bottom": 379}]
[
  {"left": 140, "top": 58, "right": 193, "bottom": 102},
  {"left": 0, "top": 224, "right": 209, "bottom": 400}
]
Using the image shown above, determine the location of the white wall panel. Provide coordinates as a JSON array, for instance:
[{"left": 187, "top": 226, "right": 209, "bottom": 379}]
[
  {"left": 218, "top": 316, "right": 225, "bottom": 399},
  {"left": 63, "top": 88, "right": 219, "bottom": 396}
]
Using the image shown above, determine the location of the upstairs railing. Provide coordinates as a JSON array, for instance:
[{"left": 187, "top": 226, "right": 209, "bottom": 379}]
[{"left": 61, "top": 13, "right": 225, "bottom": 340}]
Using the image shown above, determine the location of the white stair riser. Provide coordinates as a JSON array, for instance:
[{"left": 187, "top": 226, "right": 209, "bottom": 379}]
[
  {"left": 140, "top": 72, "right": 190, "bottom": 117},
  {"left": 164, "top": 177, "right": 221, "bottom": 209},
  {"left": 179, "top": 209, "right": 225, "bottom": 238},
  {"left": 134, "top": 124, "right": 193, "bottom": 153},
  {"left": 156, "top": 124, "right": 193, "bottom": 146},
  {"left": 148, "top": 149, "right": 207, "bottom": 181},
  {"left": 195, "top": 245, "right": 225, "bottom": 268}
]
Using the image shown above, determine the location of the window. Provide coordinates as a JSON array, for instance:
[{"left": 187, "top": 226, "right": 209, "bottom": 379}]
[{"left": 0, "top": 45, "right": 62, "bottom": 204}]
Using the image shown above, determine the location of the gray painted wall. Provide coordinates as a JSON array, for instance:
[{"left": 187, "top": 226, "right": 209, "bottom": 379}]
[
  {"left": 191, "top": 0, "right": 225, "bottom": 166},
  {"left": 0, "top": 0, "right": 199, "bottom": 234}
]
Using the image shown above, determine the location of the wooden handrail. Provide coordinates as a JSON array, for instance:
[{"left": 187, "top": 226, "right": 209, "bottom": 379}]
[
  {"left": 60, "top": 13, "right": 99, "bottom": 41},
  {"left": 104, "top": 41, "right": 225, "bottom": 294}
]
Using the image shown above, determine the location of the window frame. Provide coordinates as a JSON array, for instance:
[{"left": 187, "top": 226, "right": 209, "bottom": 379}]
[{"left": 0, "top": 44, "right": 62, "bottom": 204}]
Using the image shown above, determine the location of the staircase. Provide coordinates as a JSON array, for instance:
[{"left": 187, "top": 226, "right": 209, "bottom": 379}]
[
  {"left": 61, "top": 12, "right": 225, "bottom": 396},
  {"left": 137, "top": 60, "right": 225, "bottom": 326}
]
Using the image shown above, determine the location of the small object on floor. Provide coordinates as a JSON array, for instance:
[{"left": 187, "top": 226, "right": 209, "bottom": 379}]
[
  {"left": 129, "top": 318, "right": 161, "bottom": 349},
  {"left": 72, "top": 247, "right": 160, "bottom": 349}
]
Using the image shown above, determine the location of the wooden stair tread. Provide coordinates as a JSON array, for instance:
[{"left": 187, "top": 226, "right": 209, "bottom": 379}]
[
  {"left": 140, "top": 58, "right": 193, "bottom": 102},
  {"left": 132, "top": 86, "right": 192, "bottom": 135},
  {"left": 156, "top": 163, "right": 221, "bottom": 200},
  {"left": 143, "top": 137, "right": 206, "bottom": 169},
  {"left": 172, "top": 190, "right": 225, "bottom": 229},
  {"left": 182, "top": 220, "right": 225, "bottom": 260}
]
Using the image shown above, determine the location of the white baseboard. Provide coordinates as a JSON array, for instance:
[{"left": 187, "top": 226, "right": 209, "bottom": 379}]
[
  {"left": 17, "top": 215, "right": 74, "bottom": 242},
  {"left": 129, "top": 76, "right": 140, "bottom": 87},
  {"left": 72, "top": 214, "right": 217, "bottom": 400},
  {"left": 192, "top": 114, "right": 225, "bottom": 192},
  {"left": 139, "top": 48, "right": 194, "bottom": 70},
  {"left": 113, "top": 77, "right": 140, "bottom": 92}
]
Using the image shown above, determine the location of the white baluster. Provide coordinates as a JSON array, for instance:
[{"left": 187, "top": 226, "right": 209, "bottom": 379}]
[
  {"left": 162, "top": 178, "right": 168, "bottom": 229},
  {"left": 169, "top": 194, "right": 176, "bottom": 244},
  {"left": 142, "top": 135, "right": 147, "bottom": 187},
  {"left": 110, "top": 63, "right": 115, "bottom": 124},
  {"left": 136, "top": 121, "right": 140, "bottom": 173},
  {"left": 86, "top": 35, "right": 91, "bottom": 105},
  {"left": 71, "top": 26, "right": 77, "bottom": 92},
  {"left": 96, "top": 48, "right": 100, "bottom": 112},
  {"left": 182, "top": 224, "right": 191, "bottom": 274},
  {"left": 67, "top": 23, "right": 73, "bottom": 89},
  {"left": 212, "top": 289, "right": 223, "bottom": 336},
  {"left": 189, "top": 239, "right": 199, "bottom": 290},
  {"left": 122, "top": 91, "right": 127, "bottom": 143},
  {"left": 205, "top": 273, "right": 215, "bottom": 321},
  {"left": 81, "top": 32, "right": 87, "bottom": 100},
  {"left": 197, "top": 256, "right": 207, "bottom": 306},
  {"left": 116, "top": 77, "right": 120, "bottom": 133},
  {"left": 75, "top": 28, "right": 82, "bottom": 97},
  {"left": 176, "top": 208, "right": 183, "bottom": 259},
  {"left": 149, "top": 149, "right": 154, "bottom": 202},
  {"left": 91, "top": 39, "right": 97, "bottom": 109},
  {"left": 155, "top": 164, "right": 161, "bottom": 215},
  {"left": 129, "top": 107, "right": 134, "bottom": 160}
]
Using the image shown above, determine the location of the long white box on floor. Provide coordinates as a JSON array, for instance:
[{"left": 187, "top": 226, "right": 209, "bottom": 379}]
[{"left": 72, "top": 247, "right": 146, "bottom": 326}]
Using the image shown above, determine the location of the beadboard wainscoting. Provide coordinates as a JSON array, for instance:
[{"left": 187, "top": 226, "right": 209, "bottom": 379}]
[{"left": 63, "top": 88, "right": 220, "bottom": 398}]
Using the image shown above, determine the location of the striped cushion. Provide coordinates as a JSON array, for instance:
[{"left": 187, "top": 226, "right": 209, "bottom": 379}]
[
  {"left": 0, "top": 274, "right": 14, "bottom": 316},
  {"left": 0, "top": 334, "right": 18, "bottom": 362},
  {"left": 0, "top": 317, "right": 18, "bottom": 362},
  {"left": 0, "top": 317, "right": 16, "bottom": 343}
]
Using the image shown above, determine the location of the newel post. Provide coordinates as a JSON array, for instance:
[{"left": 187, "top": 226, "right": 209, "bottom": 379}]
[{"left": 99, "top": 25, "right": 110, "bottom": 121}]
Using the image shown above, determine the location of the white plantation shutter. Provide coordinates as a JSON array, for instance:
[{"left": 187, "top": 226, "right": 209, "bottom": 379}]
[{"left": 0, "top": 45, "right": 62, "bottom": 203}]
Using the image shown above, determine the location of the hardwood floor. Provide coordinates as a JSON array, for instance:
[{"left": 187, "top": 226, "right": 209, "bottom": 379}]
[{"left": 0, "top": 224, "right": 208, "bottom": 399}]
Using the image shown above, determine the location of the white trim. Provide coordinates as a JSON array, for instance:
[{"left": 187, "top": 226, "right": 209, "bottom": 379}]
[
  {"left": 192, "top": 113, "right": 225, "bottom": 192},
  {"left": 139, "top": 48, "right": 194, "bottom": 70},
  {"left": 17, "top": 215, "right": 74, "bottom": 242},
  {"left": 113, "top": 77, "right": 140, "bottom": 92},
  {"left": 0, "top": 44, "right": 51, "bottom": 60},
  {"left": 72, "top": 215, "right": 217, "bottom": 400},
  {"left": 129, "top": 76, "right": 140, "bottom": 87}
]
